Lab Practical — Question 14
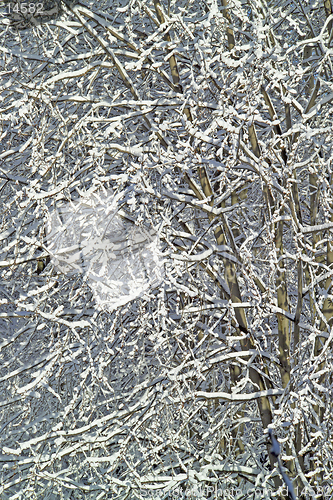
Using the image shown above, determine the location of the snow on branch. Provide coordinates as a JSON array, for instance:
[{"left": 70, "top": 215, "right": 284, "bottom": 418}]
[{"left": 195, "top": 388, "right": 283, "bottom": 401}]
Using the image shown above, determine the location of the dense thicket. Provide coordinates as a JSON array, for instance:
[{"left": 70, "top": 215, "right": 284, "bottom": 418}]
[{"left": 1, "top": 0, "right": 333, "bottom": 498}]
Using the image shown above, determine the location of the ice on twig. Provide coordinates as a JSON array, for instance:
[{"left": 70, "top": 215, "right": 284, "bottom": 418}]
[{"left": 46, "top": 189, "right": 164, "bottom": 311}]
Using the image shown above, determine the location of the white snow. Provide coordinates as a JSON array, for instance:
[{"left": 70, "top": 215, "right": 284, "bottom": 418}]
[{"left": 46, "top": 189, "right": 164, "bottom": 311}]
